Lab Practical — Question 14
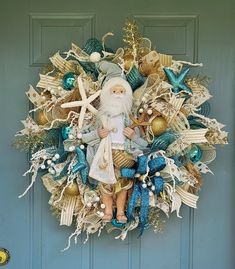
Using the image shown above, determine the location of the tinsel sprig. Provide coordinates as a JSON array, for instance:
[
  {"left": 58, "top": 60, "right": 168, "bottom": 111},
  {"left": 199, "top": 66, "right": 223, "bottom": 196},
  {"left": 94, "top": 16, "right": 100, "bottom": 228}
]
[
  {"left": 12, "top": 129, "right": 60, "bottom": 153},
  {"left": 123, "top": 19, "right": 142, "bottom": 62},
  {"left": 186, "top": 75, "right": 210, "bottom": 87},
  {"left": 148, "top": 207, "right": 166, "bottom": 233}
]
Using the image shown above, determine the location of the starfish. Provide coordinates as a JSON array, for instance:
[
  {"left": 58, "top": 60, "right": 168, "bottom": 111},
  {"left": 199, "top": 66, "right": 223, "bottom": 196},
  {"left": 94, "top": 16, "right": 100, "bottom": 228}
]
[
  {"left": 163, "top": 67, "right": 192, "bottom": 95},
  {"left": 61, "top": 77, "right": 101, "bottom": 129},
  {"left": 129, "top": 112, "right": 150, "bottom": 136}
]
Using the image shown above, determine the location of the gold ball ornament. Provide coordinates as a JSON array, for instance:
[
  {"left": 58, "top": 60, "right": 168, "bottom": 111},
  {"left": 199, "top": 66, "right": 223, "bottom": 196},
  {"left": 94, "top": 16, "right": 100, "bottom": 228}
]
[
  {"left": 151, "top": 116, "right": 168, "bottom": 136},
  {"left": 36, "top": 110, "right": 48, "bottom": 125},
  {"left": 64, "top": 182, "right": 79, "bottom": 196},
  {"left": 123, "top": 54, "right": 134, "bottom": 71}
]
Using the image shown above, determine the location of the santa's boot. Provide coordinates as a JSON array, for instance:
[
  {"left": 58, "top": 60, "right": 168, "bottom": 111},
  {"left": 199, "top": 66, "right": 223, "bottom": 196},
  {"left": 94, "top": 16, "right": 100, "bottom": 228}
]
[
  {"left": 101, "top": 192, "right": 113, "bottom": 222},
  {"left": 116, "top": 189, "right": 128, "bottom": 223}
]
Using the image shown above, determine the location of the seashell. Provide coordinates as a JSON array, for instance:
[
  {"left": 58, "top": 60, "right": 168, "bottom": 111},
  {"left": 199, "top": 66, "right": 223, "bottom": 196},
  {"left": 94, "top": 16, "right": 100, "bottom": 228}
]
[
  {"left": 199, "top": 144, "right": 216, "bottom": 164},
  {"left": 83, "top": 38, "right": 103, "bottom": 55},
  {"left": 150, "top": 131, "right": 178, "bottom": 152},
  {"left": 126, "top": 65, "right": 145, "bottom": 91},
  {"left": 198, "top": 101, "right": 211, "bottom": 117}
]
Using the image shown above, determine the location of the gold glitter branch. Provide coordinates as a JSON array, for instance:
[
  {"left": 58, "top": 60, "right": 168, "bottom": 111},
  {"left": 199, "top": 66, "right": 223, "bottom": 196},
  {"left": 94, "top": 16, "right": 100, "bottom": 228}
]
[{"left": 123, "top": 19, "right": 142, "bottom": 62}]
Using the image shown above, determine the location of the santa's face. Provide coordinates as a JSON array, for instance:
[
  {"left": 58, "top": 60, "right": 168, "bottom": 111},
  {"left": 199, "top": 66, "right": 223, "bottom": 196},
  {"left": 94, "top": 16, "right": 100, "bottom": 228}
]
[
  {"left": 110, "top": 85, "right": 126, "bottom": 97},
  {"left": 99, "top": 83, "right": 132, "bottom": 116}
]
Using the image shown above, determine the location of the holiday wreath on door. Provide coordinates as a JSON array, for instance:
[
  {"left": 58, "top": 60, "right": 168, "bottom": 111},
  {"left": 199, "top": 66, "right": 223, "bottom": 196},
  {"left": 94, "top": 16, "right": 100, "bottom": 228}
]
[{"left": 14, "top": 20, "right": 228, "bottom": 249}]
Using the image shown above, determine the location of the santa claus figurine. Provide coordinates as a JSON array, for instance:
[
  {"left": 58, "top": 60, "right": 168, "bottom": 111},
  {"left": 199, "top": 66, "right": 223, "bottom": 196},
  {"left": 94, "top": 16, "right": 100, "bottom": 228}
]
[{"left": 81, "top": 61, "right": 148, "bottom": 223}]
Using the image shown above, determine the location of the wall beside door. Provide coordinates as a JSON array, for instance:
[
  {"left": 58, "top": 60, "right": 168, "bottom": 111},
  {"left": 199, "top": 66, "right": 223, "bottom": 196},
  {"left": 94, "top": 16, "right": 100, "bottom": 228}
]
[{"left": 0, "top": 1, "right": 234, "bottom": 269}]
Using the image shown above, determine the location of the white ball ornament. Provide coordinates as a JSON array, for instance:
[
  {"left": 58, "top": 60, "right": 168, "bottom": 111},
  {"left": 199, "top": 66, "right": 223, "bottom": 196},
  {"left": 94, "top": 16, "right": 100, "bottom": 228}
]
[
  {"left": 139, "top": 108, "right": 144, "bottom": 113},
  {"left": 40, "top": 164, "right": 46, "bottom": 169},
  {"left": 47, "top": 159, "right": 52, "bottom": 165},
  {"left": 147, "top": 109, "right": 153, "bottom": 115},
  {"left": 99, "top": 212, "right": 105, "bottom": 218},
  {"left": 151, "top": 186, "right": 156, "bottom": 191},
  {"left": 80, "top": 144, "right": 85, "bottom": 150},
  {"left": 149, "top": 191, "right": 153, "bottom": 197},
  {"left": 100, "top": 203, "right": 106, "bottom": 209},
  {"left": 54, "top": 154, "right": 60, "bottom": 159},
  {"left": 89, "top": 52, "right": 101, "bottom": 63},
  {"left": 142, "top": 183, "right": 147, "bottom": 188},
  {"left": 155, "top": 172, "right": 160, "bottom": 176}
]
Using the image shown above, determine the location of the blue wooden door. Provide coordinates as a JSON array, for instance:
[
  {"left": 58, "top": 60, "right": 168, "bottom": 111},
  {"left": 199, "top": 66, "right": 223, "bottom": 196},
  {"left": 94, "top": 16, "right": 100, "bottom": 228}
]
[{"left": 0, "top": 1, "right": 234, "bottom": 268}]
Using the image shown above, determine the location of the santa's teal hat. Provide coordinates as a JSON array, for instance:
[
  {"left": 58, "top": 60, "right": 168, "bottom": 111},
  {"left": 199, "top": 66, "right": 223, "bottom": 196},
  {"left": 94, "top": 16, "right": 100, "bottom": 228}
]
[{"left": 95, "top": 60, "right": 133, "bottom": 100}]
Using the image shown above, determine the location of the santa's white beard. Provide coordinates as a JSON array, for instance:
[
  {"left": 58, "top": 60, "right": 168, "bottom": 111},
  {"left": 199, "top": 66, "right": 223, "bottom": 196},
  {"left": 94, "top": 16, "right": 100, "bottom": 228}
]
[{"left": 98, "top": 92, "right": 133, "bottom": 117}]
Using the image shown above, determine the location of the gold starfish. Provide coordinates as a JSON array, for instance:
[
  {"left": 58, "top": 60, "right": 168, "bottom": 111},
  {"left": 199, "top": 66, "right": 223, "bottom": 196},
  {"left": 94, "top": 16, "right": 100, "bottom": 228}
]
[{"left": 129, "top": 112, "right": 150, "bottom": 136}]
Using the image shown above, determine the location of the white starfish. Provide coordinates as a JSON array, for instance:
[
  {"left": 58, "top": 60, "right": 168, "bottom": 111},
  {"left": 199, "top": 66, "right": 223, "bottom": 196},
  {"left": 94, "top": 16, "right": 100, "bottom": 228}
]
[{"left": 61, "top": 77, "right": 101, "bottom": 129}]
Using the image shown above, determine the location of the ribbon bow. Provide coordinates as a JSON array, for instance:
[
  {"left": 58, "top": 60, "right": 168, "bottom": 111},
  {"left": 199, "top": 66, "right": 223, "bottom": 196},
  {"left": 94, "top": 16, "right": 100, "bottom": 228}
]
[{"left": 121, "top": 153, "right": 166, "bottom": 235}]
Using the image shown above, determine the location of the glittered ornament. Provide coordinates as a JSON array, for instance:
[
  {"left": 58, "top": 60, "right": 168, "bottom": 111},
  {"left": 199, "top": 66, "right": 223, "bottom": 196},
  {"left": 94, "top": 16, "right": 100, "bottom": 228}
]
[
  {"left": 151, "top": 116, "right": 168, "bottom": 136},
  {"left": 62, "top": 72, "right": 76, "bottom": 90},
  {"left": 36, "top": 110, "right": 48, "bottom": 125},
  {"left": 188, "top": 145, "right": 202, "bottom": 163},
  {"left": 64, "top": 182, "right": 79, "bottom": 196}
]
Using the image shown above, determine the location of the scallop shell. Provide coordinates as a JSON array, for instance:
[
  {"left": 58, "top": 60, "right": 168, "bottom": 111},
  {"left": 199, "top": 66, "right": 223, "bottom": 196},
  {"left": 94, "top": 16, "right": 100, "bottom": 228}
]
[{"left": 199, "top": 144, "right": 216, "bottom": 164}]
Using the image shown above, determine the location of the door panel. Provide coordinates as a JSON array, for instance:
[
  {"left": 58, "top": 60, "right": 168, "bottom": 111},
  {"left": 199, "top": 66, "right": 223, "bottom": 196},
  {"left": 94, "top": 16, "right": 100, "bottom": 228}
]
[{"left": 0, "top": 1, "right": 234, "bottom": 269}]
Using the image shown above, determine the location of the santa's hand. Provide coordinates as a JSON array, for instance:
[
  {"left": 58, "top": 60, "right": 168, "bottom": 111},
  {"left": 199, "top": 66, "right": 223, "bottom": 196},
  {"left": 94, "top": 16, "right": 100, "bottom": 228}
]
[
  {"left": 98, "top": 128, "right": 109, "bottom": 139},
  {"left": 123, "top": 127, "right": 136, "bottom": 140}
]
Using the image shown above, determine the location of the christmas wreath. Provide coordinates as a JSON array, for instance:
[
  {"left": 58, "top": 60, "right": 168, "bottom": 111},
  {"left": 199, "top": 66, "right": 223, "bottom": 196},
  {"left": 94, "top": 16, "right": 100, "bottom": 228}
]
[{"left": 14, "top": 20, "right": 228, "bottom": 249}]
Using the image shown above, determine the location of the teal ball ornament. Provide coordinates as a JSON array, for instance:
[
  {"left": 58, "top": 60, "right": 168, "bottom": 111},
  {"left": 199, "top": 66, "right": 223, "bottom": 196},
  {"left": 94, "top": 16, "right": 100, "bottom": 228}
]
[
  {"left": 61, "top": 126, "right": 71, "bottom": 140},
  {"left": 188, "top": 145, "right": 202, "bottom": 163},
  {"left": 62, "top": 72, "right": 76, "bottom": 90}
]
